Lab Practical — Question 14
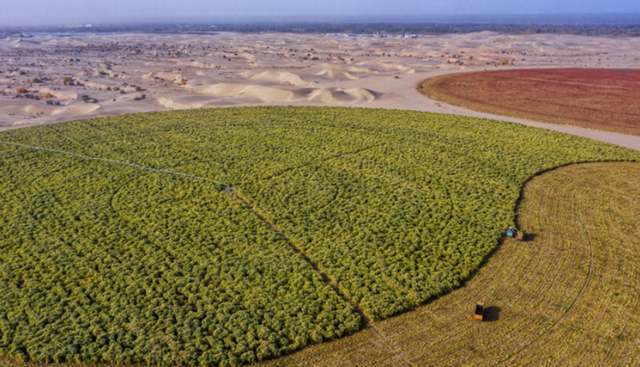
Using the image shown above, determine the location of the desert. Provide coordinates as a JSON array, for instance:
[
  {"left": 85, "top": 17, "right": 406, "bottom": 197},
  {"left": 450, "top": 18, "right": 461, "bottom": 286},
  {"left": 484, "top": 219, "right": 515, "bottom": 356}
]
[
  {"left": 1, "top": 24, "right": 640, "bottom": 367},
  {"left": 2, "top": 31, "right": 640, "bottom": 143}
]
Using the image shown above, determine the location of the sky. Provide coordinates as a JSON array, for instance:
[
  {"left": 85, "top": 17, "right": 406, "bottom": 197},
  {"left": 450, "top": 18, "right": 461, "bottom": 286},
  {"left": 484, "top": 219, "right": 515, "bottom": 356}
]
[{"left": 1, "top": 0, "right": 639, "bottom": 26}]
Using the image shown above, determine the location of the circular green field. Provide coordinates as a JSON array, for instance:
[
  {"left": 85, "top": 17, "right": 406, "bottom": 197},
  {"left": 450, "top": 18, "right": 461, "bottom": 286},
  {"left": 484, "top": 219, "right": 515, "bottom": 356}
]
[{"left": 1, "top": 107, "right": 638, "bottom": 366}]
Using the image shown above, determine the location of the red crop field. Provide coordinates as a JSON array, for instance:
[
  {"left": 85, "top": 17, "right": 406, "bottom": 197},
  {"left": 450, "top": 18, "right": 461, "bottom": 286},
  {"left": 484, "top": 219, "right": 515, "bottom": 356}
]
[{"left": 419, "top": 68, "right": 640, "bottom": 136}]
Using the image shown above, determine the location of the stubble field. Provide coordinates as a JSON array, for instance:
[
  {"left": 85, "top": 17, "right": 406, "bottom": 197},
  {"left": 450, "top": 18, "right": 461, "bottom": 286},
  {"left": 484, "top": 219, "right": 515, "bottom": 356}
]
[{"left": 254, "top": 162, "right": 640, "bottom": 366}]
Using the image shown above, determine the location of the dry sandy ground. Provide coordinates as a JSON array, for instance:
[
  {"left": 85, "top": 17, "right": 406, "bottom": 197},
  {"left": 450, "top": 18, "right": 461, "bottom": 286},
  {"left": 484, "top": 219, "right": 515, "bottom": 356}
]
[{"left": 1, "top": 31, "right": 640, "bottom": 150}]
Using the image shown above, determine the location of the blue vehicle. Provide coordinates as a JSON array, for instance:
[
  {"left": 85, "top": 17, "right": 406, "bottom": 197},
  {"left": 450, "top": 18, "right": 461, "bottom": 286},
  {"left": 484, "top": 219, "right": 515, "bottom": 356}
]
[{"left": 505, "top": 227, "right": 525, "bottom": 241}]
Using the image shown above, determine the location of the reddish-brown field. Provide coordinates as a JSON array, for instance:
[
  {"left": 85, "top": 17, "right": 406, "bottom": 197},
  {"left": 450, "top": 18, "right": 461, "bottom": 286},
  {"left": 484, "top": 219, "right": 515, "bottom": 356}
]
[{"left": 419, "top": 68, "right": 640, "bottom": 136}]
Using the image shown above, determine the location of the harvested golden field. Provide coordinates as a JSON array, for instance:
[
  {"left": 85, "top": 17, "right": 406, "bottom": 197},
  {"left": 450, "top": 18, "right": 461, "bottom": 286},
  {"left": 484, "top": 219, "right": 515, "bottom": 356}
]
[
  {"left": 418, "top": 69, "right": 640, "bottom": 136},
  {"left": 252, "top": 162, "right": 640, "bottom": 366}
]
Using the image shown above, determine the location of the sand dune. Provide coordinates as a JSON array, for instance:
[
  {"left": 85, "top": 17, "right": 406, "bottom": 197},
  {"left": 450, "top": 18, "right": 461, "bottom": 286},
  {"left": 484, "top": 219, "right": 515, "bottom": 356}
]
[
  {"left": 156, "top": 95, "right": 229, "bottom": 110},
  {"left": 191, "top": 62, "right": 224, "bottom": 69},
  {"left": 359, "top": 61, "right": 416, "bottom": 74},
  {"left": 50, "top": 103, "right": 100, "bottom": 116},
  {"left": 239, "top": 71, "right": 313, "bottom": 86},
  {"left": 1, "top": 102, "right": 100, "bottom": 127},
  {"left": 5, "top": 38, "right": 42, "bottom": 48},
  {"left": 194, "top": 83, "right": 378, "bottom": 104},
  {"left": 307, "top": 87, "right": 377, "bottom": 103},
  {"left": 155, "top": 71, "right": 183, "bottom": 83},
  {"left": 195, "top": 83, "right": 297, "bottom": 103},
  {"left": 0, "top": 104, "right": 51, "bottom": 115},
  {"left": 307, "top": 63, "right": 378, "bottom": 80},
  {"left": 84, "top": 82, "right": 111, "bottom": 90},
  {"left": 3, "top": 31, "right": 640, "bottom": 141}
]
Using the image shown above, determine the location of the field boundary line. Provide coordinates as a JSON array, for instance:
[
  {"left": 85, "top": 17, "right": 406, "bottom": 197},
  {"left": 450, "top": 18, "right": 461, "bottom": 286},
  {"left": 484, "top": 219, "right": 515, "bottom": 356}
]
[
  {"left": 0, "top": 141, "right": 231, "bottom": 189},
  {"left": 230, "top": 187, "right": 372, "bottom": 327},
  {"left": 1, "top": 140, "right": 371, "bottom": 326}
]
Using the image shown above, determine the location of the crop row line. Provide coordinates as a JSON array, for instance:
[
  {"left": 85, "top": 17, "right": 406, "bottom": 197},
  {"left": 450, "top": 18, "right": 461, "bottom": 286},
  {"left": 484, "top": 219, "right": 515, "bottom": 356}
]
[
  {"left": 230, "top": 188, "right": 372, "bottom": 327},
  {"left": 0, "top": 141, "right": 231, "bottom": 189},
  {"left": 0, "top": 140, "right": 371, "bottom": 325},
  {"left": 496, "top": 183, "right": 595, "bottom": 366}
]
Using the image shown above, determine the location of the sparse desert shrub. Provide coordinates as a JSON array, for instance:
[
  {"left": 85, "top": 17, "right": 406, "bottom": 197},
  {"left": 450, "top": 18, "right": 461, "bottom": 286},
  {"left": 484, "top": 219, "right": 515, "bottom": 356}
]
[
  {"left": 180, "top": 78, "right": 187, "bottom": 86},
  {"left": 62, "top": 77, "right": 73, "bottom": 83},
  {"left": 16, "top": 88, "right": 26, "bottom": 93}
]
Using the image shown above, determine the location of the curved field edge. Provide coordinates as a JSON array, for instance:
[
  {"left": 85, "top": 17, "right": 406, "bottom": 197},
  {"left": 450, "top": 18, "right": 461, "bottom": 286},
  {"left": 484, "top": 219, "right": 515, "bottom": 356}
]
[
  {"left": 416, "top": 69, "right": 640, "bottom": 137},
  {"left": 0, "top": 106, "right": 639, "bottom": 366},
  {"left": 4, "top": 162, "right": 639, "bottom": 367},
  {"left": 416, "top": 73, "right": 570, "bottom": 129},
  {"left": 253, "top": 162, "right": 640, "bottom": 366}
]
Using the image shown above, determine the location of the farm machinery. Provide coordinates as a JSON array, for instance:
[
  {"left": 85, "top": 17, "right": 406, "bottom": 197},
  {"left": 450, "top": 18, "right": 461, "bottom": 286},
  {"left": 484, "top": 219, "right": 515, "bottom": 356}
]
[
  {"left": 474, "top": 301, "right": 485, "bottom": 321},
  {"left": 505, "top": 226, "right": 525, "bottom": 241}
]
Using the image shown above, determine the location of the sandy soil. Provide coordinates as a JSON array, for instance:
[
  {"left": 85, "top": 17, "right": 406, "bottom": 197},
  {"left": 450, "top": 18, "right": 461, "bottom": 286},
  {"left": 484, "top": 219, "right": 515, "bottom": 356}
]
[{"left": 1, "top": 31, "right": 640, "bottom": 150}]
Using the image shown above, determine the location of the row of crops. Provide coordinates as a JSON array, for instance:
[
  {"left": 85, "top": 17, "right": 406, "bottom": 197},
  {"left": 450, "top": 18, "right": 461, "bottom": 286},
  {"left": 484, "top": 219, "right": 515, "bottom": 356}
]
[{"left": 1, "top": 106, "right": 639, "bottom": 365}]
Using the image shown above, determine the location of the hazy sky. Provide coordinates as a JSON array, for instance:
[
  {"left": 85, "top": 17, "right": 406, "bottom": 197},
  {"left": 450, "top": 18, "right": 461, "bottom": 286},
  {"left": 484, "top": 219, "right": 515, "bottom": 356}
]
[{"left": 2, "top": 0, "right": 639, "bottom": 25}]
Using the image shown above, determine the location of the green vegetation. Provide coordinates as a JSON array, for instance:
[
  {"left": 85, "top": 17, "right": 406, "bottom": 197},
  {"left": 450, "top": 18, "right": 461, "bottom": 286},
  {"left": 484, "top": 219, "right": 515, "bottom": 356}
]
[
  {"left": 0, "top": 148, "right": 359, "bottom": 366},
  {"left": 1, "top": 106, "right": 639, "bottom": 365},
  {"left": 258, "top": 162, "right": 640, "bottom": 366}
]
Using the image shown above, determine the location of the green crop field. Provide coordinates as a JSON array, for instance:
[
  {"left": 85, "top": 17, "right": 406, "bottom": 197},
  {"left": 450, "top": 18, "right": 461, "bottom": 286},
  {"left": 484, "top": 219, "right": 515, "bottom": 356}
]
[{"left": 1, "top": 106, "right": 639, "bottom": 366}]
